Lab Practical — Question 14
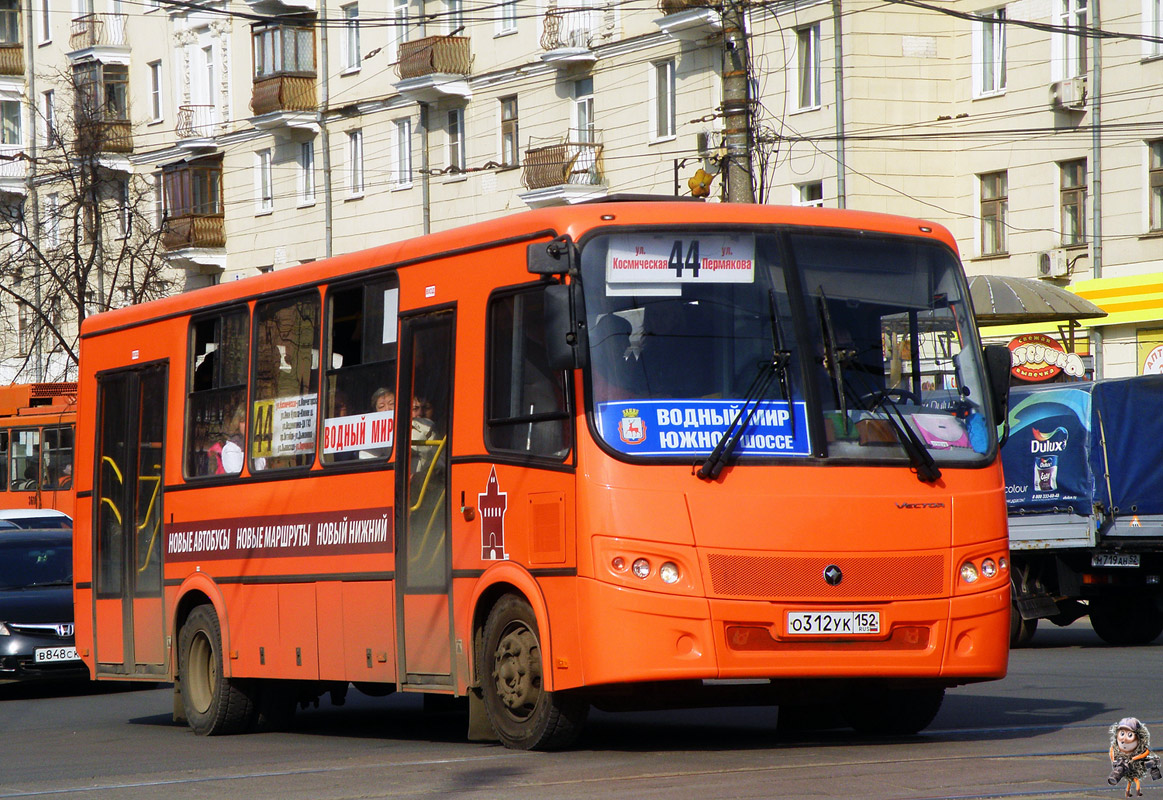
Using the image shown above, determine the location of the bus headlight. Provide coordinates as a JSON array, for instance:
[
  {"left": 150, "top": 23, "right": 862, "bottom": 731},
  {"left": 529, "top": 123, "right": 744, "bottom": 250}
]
[
  {"left": 632, "top": 558, "right": 652, "bottom": 579},
  {"left": 659, "top": 562, "right": 680, "bottom": 584},
  {"left": 960, "top": 562, "right": 979, "bottom": 584},
  {"left": 981, "top": 558, "right": 997, "bottom": 578}
]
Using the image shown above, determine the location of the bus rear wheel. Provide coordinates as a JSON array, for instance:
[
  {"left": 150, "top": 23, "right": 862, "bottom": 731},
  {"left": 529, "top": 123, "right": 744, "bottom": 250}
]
[
  {"left": 179, "top": 604, "right": 257, "bottom": 735},
  {"left": 480, "top": 594, "right": 588, "bottom": 750}
]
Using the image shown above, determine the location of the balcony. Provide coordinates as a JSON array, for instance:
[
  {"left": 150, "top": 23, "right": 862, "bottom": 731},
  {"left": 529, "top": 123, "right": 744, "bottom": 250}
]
[
  {"left": 0, "top": 145, "right": 27, "bottom": 197},
  {"left": 249, "top": 75, "right": 319, "bottom": 133},
  {"left": 176, "top": 105, "right": 220, "bottom": 151},
  {"left": 74, "top": 119, "right": 133, "bottom": 155},
  {"left": 0, "top": 43, "right": 22, "bottom": 76},
  {"left": 654, "top": 0, "right": 721, "bottom": 40},
  {"left": 539, "top": 4, "right": 598, "bottom": 66},
  {"left": 67, "top": 13, "right": 129, "bottom": 62},
  {"left": 519, "top": 135, "right": 607, "bottom": 207},
  {"left": 393, "top": 35, "right": 472, "bottom": 102},
  {"left": 163, "top": 214, "right": 226, "bottom": 250}
]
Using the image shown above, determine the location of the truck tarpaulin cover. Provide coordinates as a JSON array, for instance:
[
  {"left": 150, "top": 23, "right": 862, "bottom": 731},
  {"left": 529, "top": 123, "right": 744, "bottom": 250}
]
[
  {"left": 1002, "top": 383, "right": 1095, "bottom": 516},
  {"left": 1002, "top": 376, "right": 1163, "bottom": 518}
]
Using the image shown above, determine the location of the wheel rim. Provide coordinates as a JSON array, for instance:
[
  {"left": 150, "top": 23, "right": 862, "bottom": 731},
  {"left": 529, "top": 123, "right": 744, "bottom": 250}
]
[
  {"left": 187, "top": 630, "right": 216, "bottom": 715},
  {"left": 492, "top": 620, "right": 542, "bottom": 721}
]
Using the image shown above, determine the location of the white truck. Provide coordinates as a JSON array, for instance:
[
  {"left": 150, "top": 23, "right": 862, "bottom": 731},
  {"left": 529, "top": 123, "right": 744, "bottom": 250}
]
[{"left": 1003, "top": 376, "right": 1163, "bottom": 646}]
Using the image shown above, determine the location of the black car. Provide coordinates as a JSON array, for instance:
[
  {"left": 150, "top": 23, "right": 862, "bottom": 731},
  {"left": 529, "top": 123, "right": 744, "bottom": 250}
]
[{"left": 0, "top": 529, "right": 87, "bottom": 682}]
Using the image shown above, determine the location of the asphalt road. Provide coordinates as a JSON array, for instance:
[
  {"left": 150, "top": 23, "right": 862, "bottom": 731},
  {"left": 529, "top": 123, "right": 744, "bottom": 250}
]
[{"left": 0, "top": 620, "right": 1150, "bottom": 800}]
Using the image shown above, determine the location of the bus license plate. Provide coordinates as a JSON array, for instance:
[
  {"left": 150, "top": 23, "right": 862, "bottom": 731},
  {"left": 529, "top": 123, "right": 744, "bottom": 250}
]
[
  {"left": 787, "top": 611, "right": 880, "bottom": 635},
  {"left": 1092, "top": 552, "right": 1140, "bottom": 568},
  {"left": 34, "top": 646, "right": 79, "bottom": 663}
]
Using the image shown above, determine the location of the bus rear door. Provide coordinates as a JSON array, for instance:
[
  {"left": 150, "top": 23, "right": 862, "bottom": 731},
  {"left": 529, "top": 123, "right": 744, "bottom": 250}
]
[{"left": 92, "top": 363, "right": 168, "bottom": 677}]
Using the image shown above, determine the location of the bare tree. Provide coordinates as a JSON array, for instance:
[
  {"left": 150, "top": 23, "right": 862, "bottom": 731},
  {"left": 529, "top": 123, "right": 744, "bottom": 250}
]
[{"left": 0, "top": 63, "right": 175, "bottom": 381}]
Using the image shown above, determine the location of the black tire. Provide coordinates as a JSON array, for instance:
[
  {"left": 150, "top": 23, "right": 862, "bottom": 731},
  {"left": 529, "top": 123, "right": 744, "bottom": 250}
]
[
  {"left": 1009, "top": 598, "right": 1038, "bottom": 647},
  {"left": 479, "top": 594, "right": 588, "bottom": 750},
  {"left": 844, "top": 685, "right": 945, "bottom": 736},
  {"left": 1089, "top": 597, "right": 1163, "bottom": 646},
  {"left": 178, "top": 604, "right": 258, "bottom": 735}
]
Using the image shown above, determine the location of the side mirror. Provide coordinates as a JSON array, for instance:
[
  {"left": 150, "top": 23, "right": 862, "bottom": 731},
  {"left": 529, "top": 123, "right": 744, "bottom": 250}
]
[
  {"left": 543, "top": 283, "right": 586, "bottom": 371},
  {"left": 982, "top": 344, "right": 1012, "bottom": 424},
  {"left": 527, "top": 236, "right": 576, "bottom": 275}
]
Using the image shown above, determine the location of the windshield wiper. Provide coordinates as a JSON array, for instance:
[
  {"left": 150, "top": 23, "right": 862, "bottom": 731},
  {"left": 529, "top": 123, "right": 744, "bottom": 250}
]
[
  {"left": 816, "top": 290, "right": 940, "bottom": 484},
  {"left": 696, "top": 292, "right": 792, "bottom": 481}
]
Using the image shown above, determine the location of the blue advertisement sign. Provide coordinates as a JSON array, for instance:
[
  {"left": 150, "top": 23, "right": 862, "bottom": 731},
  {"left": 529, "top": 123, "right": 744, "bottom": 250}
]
[
  {"left": 594, "top": 399, "right": 812, "bottom": 457},
  {"left": 1001, "top": 385, "right": 1094, "bottom": 515}
]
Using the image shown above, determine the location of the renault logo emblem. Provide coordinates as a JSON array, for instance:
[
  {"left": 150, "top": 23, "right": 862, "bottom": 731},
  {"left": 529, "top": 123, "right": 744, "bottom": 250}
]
[{"left": 823, "top": 565, "right": 843, "bottom": 586}]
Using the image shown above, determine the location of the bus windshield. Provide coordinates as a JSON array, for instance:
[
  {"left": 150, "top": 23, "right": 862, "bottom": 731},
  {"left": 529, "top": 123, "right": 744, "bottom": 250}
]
[{"left": 580, "top": 228, "right": 993, "bottom": 468}]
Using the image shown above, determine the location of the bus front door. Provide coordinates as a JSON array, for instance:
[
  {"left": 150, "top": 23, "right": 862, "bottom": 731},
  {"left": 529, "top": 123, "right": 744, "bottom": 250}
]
[
  {"left": 92, "top": 363, "right": 168, "bottom": 677},
  {"left": 395, "top": 310, "right": 455, "bottom": 689}
]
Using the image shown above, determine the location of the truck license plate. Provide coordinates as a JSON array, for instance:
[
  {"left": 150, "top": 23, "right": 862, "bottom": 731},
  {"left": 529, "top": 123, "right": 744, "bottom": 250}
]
[
  {"left": 1092, "top": 552, "right": 1140, "bottom": 568},
  {"left": 787, "top": 611, "right": 880, "bottom": 635}
]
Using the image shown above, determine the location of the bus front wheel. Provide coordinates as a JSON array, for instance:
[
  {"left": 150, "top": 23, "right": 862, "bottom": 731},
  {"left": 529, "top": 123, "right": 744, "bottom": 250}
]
[
  {"left": 179, "top": 604, "right": 257, "bottom": 735},
  {"left": 480, "top": 594, "right": 588, "bottom": 750},
  {"left": 843, "top": 685, "right": 945, "bottom": 736}
]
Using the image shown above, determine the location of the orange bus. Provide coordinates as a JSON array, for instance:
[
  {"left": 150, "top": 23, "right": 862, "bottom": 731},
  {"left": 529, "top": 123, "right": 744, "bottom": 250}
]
[
  {"left": 74, "top": 201, "right": 1013, "bottom": 749},
  {"left": 0, "top": 382, "right": 76, "bottom": 517}
]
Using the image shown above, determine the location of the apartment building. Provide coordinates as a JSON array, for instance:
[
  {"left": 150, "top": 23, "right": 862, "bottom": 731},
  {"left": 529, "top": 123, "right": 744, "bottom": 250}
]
[{"left": 0, "top": 0, "right": 1160, "bottom": 380}]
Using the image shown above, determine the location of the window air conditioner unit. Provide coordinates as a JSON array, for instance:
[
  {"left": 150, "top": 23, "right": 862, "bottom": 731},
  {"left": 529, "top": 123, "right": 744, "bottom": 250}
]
[
  {"left": 1037, "top": 249, "right": 1070, "bottom": 279},
  {"left": 1050, "top": 76, "right": 1087, "bottom": 110}
]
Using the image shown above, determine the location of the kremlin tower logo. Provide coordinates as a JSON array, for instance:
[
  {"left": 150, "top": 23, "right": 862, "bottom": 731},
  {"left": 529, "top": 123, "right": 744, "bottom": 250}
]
[{"left": 478, "top": 466, "right": 509, "bottom": 560}]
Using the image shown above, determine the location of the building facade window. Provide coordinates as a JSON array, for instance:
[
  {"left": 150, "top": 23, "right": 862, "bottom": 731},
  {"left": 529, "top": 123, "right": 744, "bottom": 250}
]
[
  {"left": 796, "top": 24, "right": 821, "bottom": 110},
  {"left": 1057, "top": 0, "right": 1088, "bottom": 79},
  {"left": 252, "top": 23, "right": 316, "bottom": 78},
  {"left": 394, "top": 119, "right": 412, "bottom": 187},
  {"left": 73, "top": 62, "right": 128, "bottom": 122},
  {"left": 973, "top": 9, "right": 1006, "bottom": 96},
  {"left": 1, "top": 98, "right": 20, "bottom": 145},
  {"left": 45, "top": 193, "right": 59, "bottom": 247},
  {"left": 796, "top": 181, "right": 824, "bottom": 207},
  {"left": 573, "top": 77, "right": 594, "bottom": 142},
  {"left": 497, "top": 0, "right": 516, "bottom": 33},
  {"left": 256, "top": 149, "right": 273, "bottom": 212},
  {"left": 0, "top": 0, "right": 18, "bottom": 46},
  {"left": 116, "top": 177, "right": 130, "bottom": 237},
  {"left": 41, "top": 90, "right": 54, "bottom": 145},
  {"left": 652, "top": 60, "right": 676, "bottom": 140},
  {"left": 299, "top": 141, "right": 315, "bottom": 204},
  {"left": 1060, "top": 159, "right": 1087, "bottom": 246},
  {"left": 389, "top": 0, "right": 408, "bottom": 62},
  {"left": 1147, "top": 0, "right": 1163, "bottom": 58},
  {"left": 17, "top": 304, "right": 32, "bottom": 356},
  {"left": 348, "top": 129, "right": 364, "bottom": 195},
  {"left": 38, "top": 0, "right": 48, "bottom": 41},
  {"left": 148, "top": 61, "right": 163, "bottom": 121},
  {"left": 980, "top": 171, "right": 1008, "bottom": 255},
  {"left": 500, "top": 96, "right": 518, "bottom": 167},
  {"left": 342, "top": 3, "right": 360, "bottom": 71},
  {"left": 447, "top": 108, "right": 465, "bottom": 172},
  {"left": 1150, "top": 141, "right": 1163, "bottom": 231}
]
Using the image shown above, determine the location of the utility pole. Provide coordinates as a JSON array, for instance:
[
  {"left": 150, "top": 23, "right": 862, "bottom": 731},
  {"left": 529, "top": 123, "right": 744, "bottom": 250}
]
[{"left": 721, "top": 0, "right": 755, "bottom": 203}]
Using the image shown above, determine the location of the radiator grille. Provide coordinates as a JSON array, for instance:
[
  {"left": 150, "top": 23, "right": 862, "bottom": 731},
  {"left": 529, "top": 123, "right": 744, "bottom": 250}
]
[{"left": 706, "top": 553, "right": 945, "bottom": 600}]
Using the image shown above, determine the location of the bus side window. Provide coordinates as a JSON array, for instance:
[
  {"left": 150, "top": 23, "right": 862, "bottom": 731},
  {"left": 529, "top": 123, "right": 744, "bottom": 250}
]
[
  {"left": 185, "top": 308, "right": 249, "bottom": 478},
  {"left": 322, "top": 276, "right": 399, "bottom": 464},
  {"left": 0, "top": 430, "right": 7, "bottom": 491},
  {"left": 43, "top": 426, "right": 74, "bottom": 489},
  {"left": 485, "top": 286, "right": 571, "bottom": 459},
  {"left": 10, "top": 429, "right": 40, "bottom": 491},
  {"left": 252, "top": 293, "right": 320, "bottom": 471}
]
